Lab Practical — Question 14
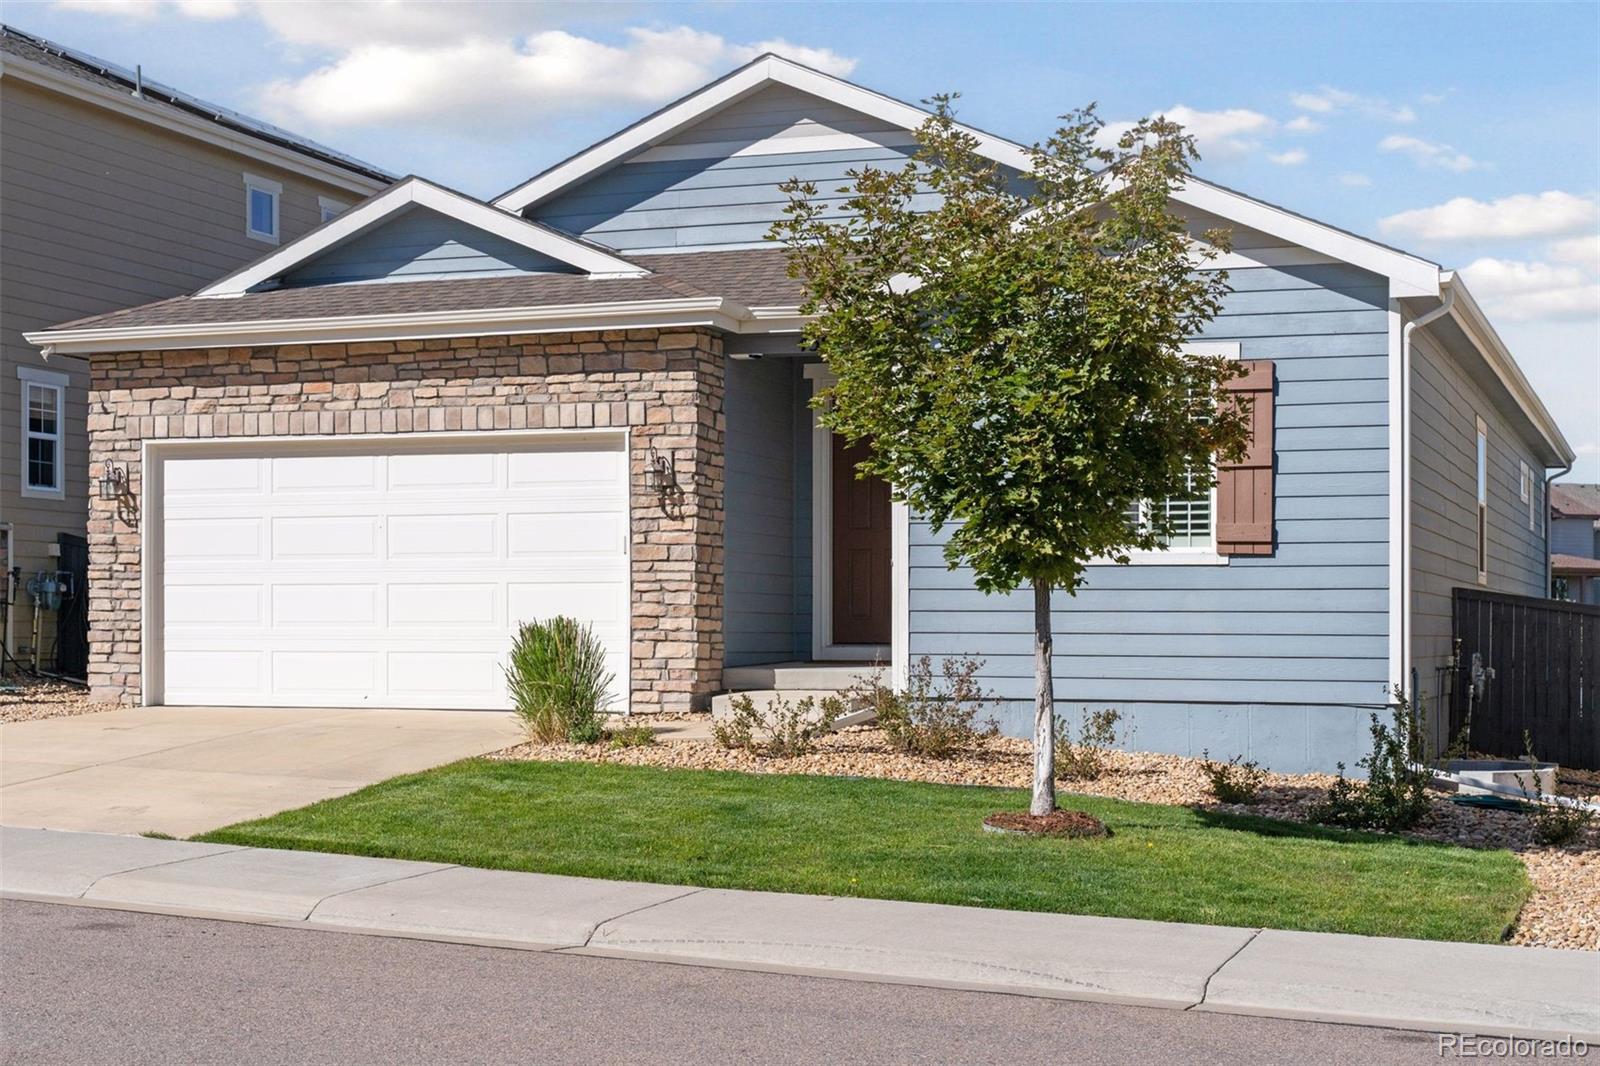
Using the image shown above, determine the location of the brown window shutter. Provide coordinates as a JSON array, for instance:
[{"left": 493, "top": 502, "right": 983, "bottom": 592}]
[{"left": 1216, "top": 360, "right": 1275, "bottom": 556}]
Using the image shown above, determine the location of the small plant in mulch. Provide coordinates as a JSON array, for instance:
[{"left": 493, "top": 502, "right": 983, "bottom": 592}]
[
  {"left": 1201, "top": 750, "right": 1267, "bottom": 804},
  {"left": 842, "top": 655, "right": 999, "bottom": 759},
  {"left": 1308, "top": 687, "right": 1430, "bottom": 832},
  {"left": 1054, "top": 708, "right": 1127, "bottom": 781},
  {"left": 982, "top": 810, "right": 1109, "bottom": 839},
  {"left": 606, "top": 724, "right": 658, "bottom": 750},
  {"left": 1522, "top": 733, "right": 1596, "bottom": 848},
  {"left": 504, "top": 616, "right": 613, "bottom": 745},
  {"left": 712, "top": 693, "right": 843, "bottom": 757}
]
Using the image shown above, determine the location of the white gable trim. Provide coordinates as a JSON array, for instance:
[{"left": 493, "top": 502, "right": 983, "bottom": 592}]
[
  {"left": 197, "top": 178, "right": 647, "bottom": 297},
  {"left": 496, "top": 53, "right": 1442, "bottom": 301},
  {"left": 494, "top": 54, "right": 1032, "bottom": 212}
]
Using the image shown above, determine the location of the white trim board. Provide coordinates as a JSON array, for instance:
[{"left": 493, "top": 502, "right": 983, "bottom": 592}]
[
  {"left": 196, "top": 177, "right": 647, "bottom": 298},
  {"left": 493, "top": 53, "right": 1443, "bottom": 301},
  {"left": 0, "top": 51, "right": 388, "bottom": 198},
  {"left": 805, "top": 363, "right": 892, "bottom": 663}
]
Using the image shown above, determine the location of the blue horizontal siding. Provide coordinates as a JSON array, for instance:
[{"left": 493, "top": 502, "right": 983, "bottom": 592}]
[
  {"left": 908, "top": 262, "right": 1393, "bottom": 772},
  {"left": 283, "top": 206, "right": 573, "bottom": 286}
]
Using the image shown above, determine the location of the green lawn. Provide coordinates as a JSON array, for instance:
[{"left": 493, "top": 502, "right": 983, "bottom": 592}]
[{"left": 198, "top": 759, "right": 1530, "bottom": 943}]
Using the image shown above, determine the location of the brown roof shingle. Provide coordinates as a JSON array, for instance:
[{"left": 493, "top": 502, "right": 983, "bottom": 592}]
[
  {"left": 44, "top": 249, "right": 805, "bottom": 335},
  {"left": 1552, "top": 484, "right": 1600, "bottom": 519}
]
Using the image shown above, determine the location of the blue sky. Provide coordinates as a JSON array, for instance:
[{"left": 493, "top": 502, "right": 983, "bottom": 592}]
[{"left": 10, "top": 0, "right": 1598, "bottom": 478}]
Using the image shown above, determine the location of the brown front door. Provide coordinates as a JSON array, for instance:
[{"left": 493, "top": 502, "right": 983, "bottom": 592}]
[{"left": 831, "top": 434, "right": 892, "bottom": 646}]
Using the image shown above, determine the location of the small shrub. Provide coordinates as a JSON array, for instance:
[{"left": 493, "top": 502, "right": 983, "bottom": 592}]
[
  {"left": 606, "top": 723, "right": 658, "bottom": 749},
  {"left": 1522, "top": 734, "right": 1595, "bottom": 847},
  {"left": 1309, "top": 687, "right": 1430, "bottom": 831},
  {"left": 845, "top": 656, "right": 997, "bottom": 759},
  {"left": 1201, "top": 750, "right": 1266, "bottom": 804},
  {"left": 713, "top": 693, "right": 843, "bottom": 757},
  {"left": 504, "top": 616, "right": 613, "bottom": 744},
  {"left": 1055, "top": 708, "right": 1125, "bottom": 781}
]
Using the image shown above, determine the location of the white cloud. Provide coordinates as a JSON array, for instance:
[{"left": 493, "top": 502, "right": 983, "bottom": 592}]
[
  {"left": 1459, "top": 257, "right": 1600, "bottom": 321},
  {"left": 1284, "top": 115, "right": 1321, "bottom": 134},
  {"left": 1268, "top": 148, "right": 1307, "bottom": 166},
  {"left": 50, "top": 1, "right": 854, "bottom": 133},
  {"left": 1550, "top": 234, "right": 1600, "bottom": 270},
  {"left": 1097, "top": 105, "right": 1274, "bottom": 161},
  {"left": 1380, "top": 191, "right": 1599, "bottom": 241},
  {"left": 1378, "top": 134, "right": 1478, "bottom": 173},
  {"left": 1338, "top": 172, "right": 1372, "bottom": 187},
  {"left": 1290, "top": 85, "right": 1414, "bottom": 123}
]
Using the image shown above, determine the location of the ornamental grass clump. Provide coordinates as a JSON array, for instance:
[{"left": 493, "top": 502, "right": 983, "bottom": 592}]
[{"left": 505, "top": 616, "right": 613, "bottom": 744}]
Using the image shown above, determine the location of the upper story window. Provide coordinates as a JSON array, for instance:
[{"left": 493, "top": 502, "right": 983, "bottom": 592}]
[
  {"left": 318, "top": 196, "right": 348, "bottom": 224},
  {"left": 243, "top": 173, "right": 282, "bottom": 243},
  {"left": 18, "top": 365, "right": 67, "bottom": 499},
  {"left": 1476, "top": 416, "right": 1489, "bottom": 584}
]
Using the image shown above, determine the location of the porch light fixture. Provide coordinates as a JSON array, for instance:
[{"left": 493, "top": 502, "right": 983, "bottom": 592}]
[
  {"left": 646, "top": 444, "right": 683, "bottom": 517},
  {"left": 97, "top": 462, "right": 127, "bottom": 501}
]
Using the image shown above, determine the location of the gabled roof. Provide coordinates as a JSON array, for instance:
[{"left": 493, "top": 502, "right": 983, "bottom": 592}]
[
  {"left": 495, "top": 52, "right": 1444, "bottom": 299},
  {"left": 196, "top": 177, "right": 648, "bottom": 297},
  {"left": 0, "top": 24, "right": 392, "bottom": 194},
  {"left": 1552, "top": 484, "right": 1600, "bottom": 519}
]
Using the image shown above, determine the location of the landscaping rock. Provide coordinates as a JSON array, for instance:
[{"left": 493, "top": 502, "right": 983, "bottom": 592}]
[{"left": 0, "top": 678, "right": 116, "bottom": 723}]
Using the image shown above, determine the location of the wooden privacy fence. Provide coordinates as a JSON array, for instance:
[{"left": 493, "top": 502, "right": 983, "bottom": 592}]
[{"left": 1451, "top": 588, "right": 1600, "bottom": 770}]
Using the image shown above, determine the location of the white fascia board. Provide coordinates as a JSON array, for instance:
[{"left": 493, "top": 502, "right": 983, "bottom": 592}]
[
  {"left": 0, "top": 55, "right": 387, "bottom": 198},
  {"left": 494, "top": 55, "right": 1034, "bottom": 213},
  {"left": 196, "top": 179, "right": 646, "bottom": 297},
  {"left": 1173, "top": 180, "right": 1442, "bottom": 298},
  {"left": 25, "top": 297, "right": 746, "bottom": 355},
  {"left": 1440, "top": 272, "right": 1575, "bottom": 466}
]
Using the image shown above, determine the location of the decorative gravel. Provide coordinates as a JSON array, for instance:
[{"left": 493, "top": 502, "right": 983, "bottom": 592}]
[
  {"left": 0, "top": 677, "right": 116, "bottom": 723},
  {"left": 492, "top": 723, "right": 1600, "bottom": 951}
]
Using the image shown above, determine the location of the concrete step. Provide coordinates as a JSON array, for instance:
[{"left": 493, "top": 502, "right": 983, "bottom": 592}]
[
  {"left": 711, "top": 690, "right": 848, "bottom": 719},
  {"left": 721, "top": 661, "right": 884, "bottom": 691}
]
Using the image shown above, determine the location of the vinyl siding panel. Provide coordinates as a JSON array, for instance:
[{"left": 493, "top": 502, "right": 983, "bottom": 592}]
[
  {"left": 723, "top": 358, "right": 802, "bottom": 666},
  {"left": 0, "top": 75, "right": 384, "bottom": 665},
  {"left": 282, "top": 205, "right": 576, "bottom": 286},
  {"left": 1409, "top": 327, "right": 1551, "bottom": 738},
  {"left": 908, "top": 260, "right": 1393, "bottom": 772},
  {"left": 1551, "top": 516, "right": 1596, "bottom": 558}
]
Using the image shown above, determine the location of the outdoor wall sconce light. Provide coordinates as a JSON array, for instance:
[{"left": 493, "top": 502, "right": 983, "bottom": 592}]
[
  {"left": 97, "top": 463, "right": 127, "bottom": 501},
  {"left": 646, "top": 444, "right": 684, "bottom": 517}
]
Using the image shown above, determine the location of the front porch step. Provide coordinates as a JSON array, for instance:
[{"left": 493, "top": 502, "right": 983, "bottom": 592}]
[
  {"left": 721, "top": 661, "right": 884, "bottom": 692},
  {"left": 710, "top": 690, "right": 878, "bottom": 731}
]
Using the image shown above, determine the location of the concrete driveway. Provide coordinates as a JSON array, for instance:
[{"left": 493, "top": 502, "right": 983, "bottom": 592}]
[{"left": 0, "top": 706, "right": 521, "bottom": 837}]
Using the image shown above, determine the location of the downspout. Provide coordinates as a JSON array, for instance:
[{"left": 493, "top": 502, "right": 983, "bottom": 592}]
[
  {"left": 1544, "top": 463, "right": 1572, "bottom": 597},
  {"left": 1398, "top": 283, "right": 1455, "bottom": 733}
]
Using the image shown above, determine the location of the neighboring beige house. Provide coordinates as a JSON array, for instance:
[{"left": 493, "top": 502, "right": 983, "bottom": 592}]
[{"left": 0, "top": 25, "right": 391, "bottom": 673}]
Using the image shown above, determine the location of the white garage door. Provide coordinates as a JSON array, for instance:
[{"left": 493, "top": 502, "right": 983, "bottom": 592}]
[{"left": 153, "top": 434, "right": 629, "bottom": 709}]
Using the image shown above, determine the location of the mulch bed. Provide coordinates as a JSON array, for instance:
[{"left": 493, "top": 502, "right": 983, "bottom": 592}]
[{"left": 983, "top": 809, "right": 1109, "bottom": 838}]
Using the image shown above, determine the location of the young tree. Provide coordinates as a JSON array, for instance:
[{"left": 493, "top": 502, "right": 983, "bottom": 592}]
[{"left": 772, "top": 100, "right": 1253, "bottom": 817}]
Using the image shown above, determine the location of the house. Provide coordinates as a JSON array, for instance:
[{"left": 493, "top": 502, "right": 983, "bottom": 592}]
[
  {"left": 1551, "top": 484, "right": 1600, "bottom": 604},
  {"left": 0, "top": 25, "right": 392, "bottom": 674},
  {"left": 24, "top": 55, "right": 1574, "bottom": 771}
]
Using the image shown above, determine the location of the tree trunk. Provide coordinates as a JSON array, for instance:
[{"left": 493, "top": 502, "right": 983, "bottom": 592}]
[{"left": 1031, "top": 578, "right": 1056, "bottom": 816}]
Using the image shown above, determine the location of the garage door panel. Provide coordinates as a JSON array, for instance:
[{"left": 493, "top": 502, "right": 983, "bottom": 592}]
[
  {"left": 272, "top": 515, "right": 380, "bottom": 559},
  {"left": 272, "top": 584, "right": 381, "bottom": 626},
  {"left": 164, "top": 584, "right": 264, "bottom": 626},
  {"left": 158, "top": 436, "right": 629, "bottom": 710},
  {"left": 389, "top": 583, "right": 499, "bottom": 626},
  {"left": 271, "top": 454, "right": 381, "bottom": 493},
  {"left": 507, "top": 512, "right": 625, "bottom": 556},
  {"left": 165, "top": 517, "right": 262, "bottom": 561},
  {"left": 387, "top": 513, "right": 498, "bottom": 558},
  {"left": 387, "top": 451, "right": 497, "bottom": 490}
]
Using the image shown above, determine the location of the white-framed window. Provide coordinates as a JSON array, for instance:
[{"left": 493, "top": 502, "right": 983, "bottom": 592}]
[
  {"left": 1519, "top": 460, "right": 1531, "bottom": 503},
  {"left": 1125, "top": 471, "right": 1215, "bottom": 551},
  {"left": 18, "top": 365, "right": 67, "bottom": 499},
  {"left": 243, "top": 173, "right": 281, "bottom": 243},
  {"left": 317, "top": 196, "right": 347, "bottom": 224},
  {"left": 1475, "top": 415, "right": 1489, "bottom": 584}
]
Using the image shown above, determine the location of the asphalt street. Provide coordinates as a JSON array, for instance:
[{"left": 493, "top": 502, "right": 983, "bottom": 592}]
[{"left": 0, "top": 899, "right": 1537, "bottom": 1065}]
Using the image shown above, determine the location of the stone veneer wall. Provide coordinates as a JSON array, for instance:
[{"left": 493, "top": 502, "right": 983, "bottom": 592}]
[{"left": 85, "top": 328, "right": 725, "bottom": 712}]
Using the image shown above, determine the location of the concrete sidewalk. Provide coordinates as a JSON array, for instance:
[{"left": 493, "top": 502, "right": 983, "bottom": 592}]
[{"left": 3, "top": 826, "right": 1595, "bottom": 1041}]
